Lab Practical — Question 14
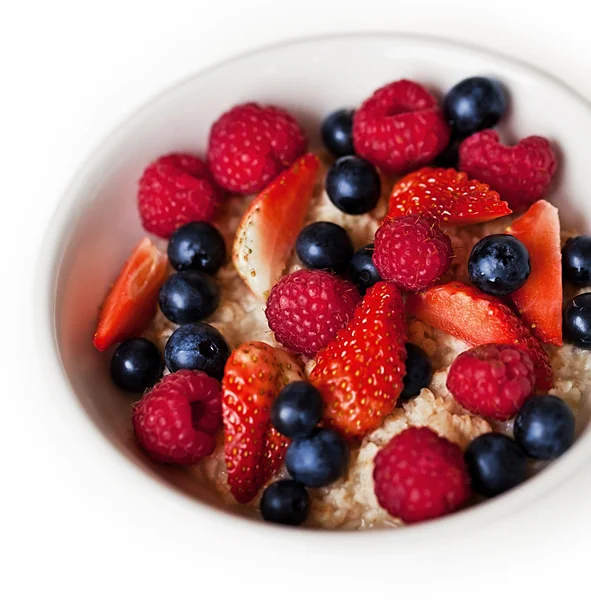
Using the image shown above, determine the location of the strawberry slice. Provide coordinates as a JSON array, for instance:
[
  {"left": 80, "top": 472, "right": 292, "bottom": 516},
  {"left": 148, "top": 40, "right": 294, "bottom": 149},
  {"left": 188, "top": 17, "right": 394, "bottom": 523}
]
[
  {"left": 94, "top": 238, "right": 168, "bottom": 351},
  {"left": 387, "top": 167, "right": 512, "bottom": 225},
  {"left": 232, "top": 153, "right": 321, "bottom": 299},
  {"left": 222, "top": 341, "right": 304, "bottom": 503},
  {"left": 506, "top": 200, "right": 563, "bottom": 346},
  {"left": 406, "top": 282, "right": 553, "bottom": 390}
]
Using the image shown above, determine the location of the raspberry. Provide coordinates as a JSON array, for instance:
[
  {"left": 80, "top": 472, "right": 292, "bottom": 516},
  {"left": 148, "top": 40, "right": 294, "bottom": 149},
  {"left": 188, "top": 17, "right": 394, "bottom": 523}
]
[
  {"left": 446, "top": 344, "right": 535, "bottom": 420},
  {"left": 138, "top": 153, "right": 222, "bottom": 238},
  {"left": 353, "top": 80, "right": 450, "bottom": 174},
  {"left": 132, "top": 370, "right": 222, "bottom": 464},
  {"left": 459, "top": 130, "right": 557, "bottom": 211},
  {"left": 265, "top": 270, "right": 361, "bottom": 357},
  {"left": 207, "top": 103, "right": 308, "bottom": 194},
  {"left": 373, "top": 427, "right": 470, "bottom": 523},
  {"left": 373, "top": 216, "right": 453, "bottom": 291}
]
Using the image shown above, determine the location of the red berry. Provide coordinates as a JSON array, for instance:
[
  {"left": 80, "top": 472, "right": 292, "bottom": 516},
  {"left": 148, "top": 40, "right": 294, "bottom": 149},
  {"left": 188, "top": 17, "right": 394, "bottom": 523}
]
[
  {"left": 373, "top": 216, "right": 453, "bottom": 291},
  {"left": 373, "top": 427, "right": 470, "bottom": 523},
  {"left": 207, "top": 102, "right": 308, "bottom": 194},
  {"left": 132, "top": 370, "right": 222, "bottom": 465},
  {"left": 447, "top": 344, "right": 535, "bottom": 420}
]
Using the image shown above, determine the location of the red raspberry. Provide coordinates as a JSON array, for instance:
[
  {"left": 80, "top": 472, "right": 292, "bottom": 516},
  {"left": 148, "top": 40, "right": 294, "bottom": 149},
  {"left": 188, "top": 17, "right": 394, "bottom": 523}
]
[
  {"left": 353, "top": 80, "right": 450, "bottom": 174},
  {"left": 132, "top": 370, "right": 222, "bottom": 464},
  {"left": 373, "top": 427, "right": 470, "bottom": 523},
  {"left": 373, "top": 216, "right": 453, "bottom": 291},
  {"left": 265, "top": 269, "right": 361, "bottom": 357},
  {"left": 138, "top": 153, "right": 222, "bottom": 238},
  {"left": 459, "top": 130, "right": 557, "bottom": 211},
  {"left": 207, "top": 103, "right": 308, "bottom": 194},
  {"left": 446, "top": 344, "right": 535, "bottom": 420}
]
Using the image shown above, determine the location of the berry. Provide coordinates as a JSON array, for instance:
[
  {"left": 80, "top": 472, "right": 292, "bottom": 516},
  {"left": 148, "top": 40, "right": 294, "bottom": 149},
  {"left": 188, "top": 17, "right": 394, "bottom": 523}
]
[
  {"left": 321, "top": 109, "right": 355, "bottom": 157},
  {"left": 373, "top": 427, "right": 470, "bottom": 523},
  {"left": 562, "top": 236, "right": 591, "bottom": 287},
  {"left": 265, "top": 270, "right": 361, "bottom": 357},
  {"left": 325, "top": 156, "right": 381, "bottom": 215},
  {"left": 132, "top": 370, "right": 222, "bottom": 464},
  {"left": 446, "top": 344, "right": 535, "bottom": 420},
  {"left": 285, "top": 428, "right": 349, "bottom": 488},
  {"left": 353, "top": 79, "right": 450, "bottom": 173},
  {"left": 459, "top": 130, "right": 557, "bottom": 211},
  {"left": 164, "top": 323, "right": 231, "bottom": 380},
  {"left": 271, "top": 381, "right": 323, "bottom": 439},
  {"left": 432, "top": 142, "right": 459, "bottom": 169},
  {"left": 296, "top": 222, "right": 354, "bottom": 274},
  {"left": 138, "top": 153, "right": 221, "bottom": 238},
  {"left": 110, "top": 338, "right": 163, "bottom": 393},
  {"left": 465, "top": 433, "right": 527, "bottom": 498},
  {"left": 373, "top": 216, "right": 453, "bottom": 292},
  {"left": 158, "top": 271, "right": 220, "bottom": 325},
  {"left": 400, "top": 343, "right": 433, "bottom": 402},
  {"left": 167, "top": 222, "right": 226, "bottom": 274},
  {"left": 207, "top": 102, "right": 307, "bottom": 194},
  {"left": 514, "top": 395, "right": 575, "bottom": 460},
  {"left": 468, "top": 234, "right": 531, "bottom": 296},
  {"left": 260, "top": 480, "right": 310, "bottom": 526},
  {"left": 349, "top": 244, "right": 382, "bottom": 295},
  {"left": 443, "top": 77, "right": 507, "bottom": 138},
  {"left": 563, "top": 293, "right": 591, "bottom": 348}
]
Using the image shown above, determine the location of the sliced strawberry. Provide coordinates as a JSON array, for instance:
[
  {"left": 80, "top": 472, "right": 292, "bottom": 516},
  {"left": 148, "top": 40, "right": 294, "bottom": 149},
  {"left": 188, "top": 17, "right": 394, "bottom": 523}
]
[
  {"left": 94, "top": 238, "right": 168, "bottom": 351},
  {"left": 232, "top": 153, "right": 321, "bottom": 299},
  {"left": 506, "top": 200, "right": 563, "bottom": 346},
  {"left": 406, "top": 282, "right": 553, "bottom": 390},
  {"left": 387, "top": 167, "right": 512, "bottom": 225}
]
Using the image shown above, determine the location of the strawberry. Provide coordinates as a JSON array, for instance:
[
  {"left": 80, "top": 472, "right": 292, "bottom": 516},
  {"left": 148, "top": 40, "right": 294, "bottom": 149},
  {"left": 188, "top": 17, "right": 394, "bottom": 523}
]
[
  {"left": 94, "top": 238, "right": 168, "bottom": 351},
  {"left": 406, "top": 282, "right": 553, "bottom": 390},
  {"left": 232, "top": 153, "right": 321, "bottom": 299},
  {"left": 309, "top": 282, "right": 407, "bottom": 441},
  {"left": 222, "top": 341, "right": 305, "bottom": 503},
  {"left": 506, "top": 200, "right": 563, "bottom": 346}
]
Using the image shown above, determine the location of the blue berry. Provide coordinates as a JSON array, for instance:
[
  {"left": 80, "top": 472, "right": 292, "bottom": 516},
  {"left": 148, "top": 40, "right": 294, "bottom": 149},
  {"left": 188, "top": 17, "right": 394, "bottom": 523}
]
[
  {"left": 562, "top": 236, "right": 591, "bottom": 287},
  {"left": 285, "top": 428, "right": 349, "bottom": 488},
  {"left": 325, "top": 156, "right": 381, "bottom": 215},
  {"left": 349, "top": 243, "right": 382, "bottom": 295},
  {"left": 321, "top": 109, "right": 355, "bottom": 157},
  {"left": 464, "top": 433, "right": 527, "bottom": 498},
  {"left": 399, "top": 343, "right": 433, "bottom": 402},
  {"left": 167, "top": 222, "right": 226, "bottom": 274},
  {"left": 296, "top": 222, "right": 354, "bottom": 274},
  {"left": 468, "top": 234, "right": 530, "bottom": 296},
  {"left": 110, "top": 338, "right": 163, "bottom": 393},
  {"left": 260, "top": 480, "right": 309, "bottom": 526},
  {"left": 514, "top": 395, "right": 575, "bottom": 460},
  {"left": 563, "top": 293, "right": 591, "bottom": 348},
  {"left": 271, "top": 381, "right": 323, "bottom": 439},
  {"left": 432, "top": 142, "right": 459, "bottom": 169},
  {"left": 158, "top": 271, "right": 220, "bottom": 324}
]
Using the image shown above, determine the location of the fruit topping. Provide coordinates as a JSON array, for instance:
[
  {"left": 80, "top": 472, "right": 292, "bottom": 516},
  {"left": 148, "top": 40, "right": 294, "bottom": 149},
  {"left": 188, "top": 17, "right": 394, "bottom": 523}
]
[
  {"left": 321, "top": 109, "right": 355, "bottom": 157},
  {"left": 349, "top": 243, "right": 382, "bottom": 295},
  {"left": 563, "top": 235, "right": 591, "bottom": 287},
  {"left": 563, "top": 293, "right": 591, "bottom": 348},
  {"left": 271, "top": 381, "right": 324, "bottom": 439},
  {"left": 167, "top": 221, "right": 226, "bottom": 274},
  {"left": 110, "top": 338, "right": 163, "bottom": 393},
  {"left": 296, "top": 221, "right": 354, "bottom": 274},
  {"left": 260, "top": 480, "right": 310, "bottom": 526},
  {"left": 399, "top": 343, "right": 433, "bottom": 403}
]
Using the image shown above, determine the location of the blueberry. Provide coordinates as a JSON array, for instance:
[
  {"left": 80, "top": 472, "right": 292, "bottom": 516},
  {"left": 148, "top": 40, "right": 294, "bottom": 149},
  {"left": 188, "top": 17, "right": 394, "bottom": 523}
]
[
  {"left": 468, "top": 234, "right": 530, "bottom": 296},
  {"left": 325, "top": 156, "right": 381, "bottom": 215},
  {"left": 563, "top": 293, "right": 591, "bottom": 348},
  {"left": 349, "top": 244, "right": 382, "bottom": 295},
  {"left": 321, "top": 109, "right": 355, "bottom": 157},
  {"left": 514, "top": 395, "right": 575, "bottom": 461},
  {"left": 399, "top": 343, "right": 433, "bottom": 402},
  {"left": 285, "top": 428, "right": 349, "bottom": 488},
  {"left": 167, "top": 222, "right": 226, "bottom": 274},
  {"left": 296, "top": 222, "right": 354, "bottom": 274},
  {"left": 271, "top": 381, "right": 323, "bottom": 439},
  {"left": 432, "top": 142, "right": 460, "bottom": 169},
  {"left": 158, "top": 271, "right": 220, "bottom": 324},
  {"left": 164, "top": 323, "right": 230, "bottom": 380},
  {"left": 110, "top": 338, "right": 163, "bottom": 393},
  {"left": 260, "top": 480, "right": 310, "bottom": 526},
  {"left": 562, "top": 236, "right": 591, "bottom": 287},
  {"left": 465, "top": 433, "right": 528, "bottom": 498}
]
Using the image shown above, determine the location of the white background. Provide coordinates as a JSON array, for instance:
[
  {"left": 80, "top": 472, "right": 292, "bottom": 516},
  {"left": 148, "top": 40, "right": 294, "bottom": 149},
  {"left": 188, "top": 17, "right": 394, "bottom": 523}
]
[{"left": 2, "top": 0, "right": 591, "bottom": 598}]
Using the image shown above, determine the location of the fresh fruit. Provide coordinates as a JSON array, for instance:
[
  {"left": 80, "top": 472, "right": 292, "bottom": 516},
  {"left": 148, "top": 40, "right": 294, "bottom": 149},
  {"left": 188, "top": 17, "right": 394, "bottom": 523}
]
[
  {"left": 514, "top": 395, "right": 575, "bottom": 460},
  {"left": 265, "top": 270, "right": 361, "bottom": 357},
  {"left": 353, "top": 79, "right": 450, "bottom": 173},
  {"left": 310, "top": 282, "right": 407, "bottom": 440},
  {"left": 164, "top": 323, "right": 231, "bottom": 380},
  {"left": 321, "top": 109, "right": 355, "bottom": 157},
  {"left": 446, "top": 344, "right": 535, "bottom": 420},
  {"left": 260, "top": 480, "right": 310, "bottom": 526},
  {"left": 459, "top": 130, "right": 557, "bottom": 211},
  {"left": 167, "top": 221, "right": 226, "bottom": 274},
  {"left": 232, "top": 153, "right": 321, "bottom": 299},
  {"left": 406, "top": 282, "right": 553, "bottom": 390},
  {"left": 386, "top": 167, "right": 511, "bottom": 225},
  {"left": 132, "top": 370, "right": 222, "bottom": 464},
  {"left": 207, "top": 102, "right": 307, "bottom": 194},
  {"left": 222, "top": 342, "right": 305, "bottom": 504},
  {"left": 373, "top": 216, "right": 453, "bottom": 292},
  {"left": 110, "top": 338, "right": 163, "bottom": 393},
  {"left": 563, "top": 236, "right": 591, "bottom": 287},
  {"left": 506, "top": 200, "right": 562, "bottom": 345},
  {"left": 373, "top": 427, "right": 470, "bottom": 523},
  {"left": 468, "top": 234, "right": 531, "bottom": 296},
  {"left": 349, "top": 243, "right": 382, "bottom": 295},
  {"left": 432, "top": 142, "right": 460, "bottom": 169},
  {"left": 563, "top": 293, "right": 591, "bottom": 348},
  {"left": 296, "top": 221, "right": 354, "bottom": 274},
  {"left": 271, "top": 381, "right": 324, "bottom": 439},
  {"left": 325, "top": 156, "right": 381, "bottom": 215},
  {"left": 94, "top": 238, "right": 168, "bottom": 351},
  {"left": 399, "top": 343, "right": 433, "bottom": 402}
]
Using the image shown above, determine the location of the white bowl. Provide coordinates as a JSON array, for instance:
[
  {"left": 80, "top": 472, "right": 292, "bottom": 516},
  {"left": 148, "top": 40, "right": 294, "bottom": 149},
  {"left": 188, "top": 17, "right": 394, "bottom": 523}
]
[{"left": 36, "top": 33, "right": 591, "bottom": 544}]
